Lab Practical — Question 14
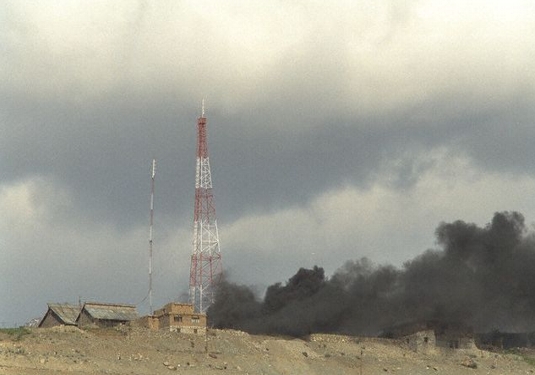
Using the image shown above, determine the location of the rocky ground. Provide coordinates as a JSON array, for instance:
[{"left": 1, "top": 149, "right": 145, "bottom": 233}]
[{"left": 1, "top": 326, "right": 535, "bottom": 375}]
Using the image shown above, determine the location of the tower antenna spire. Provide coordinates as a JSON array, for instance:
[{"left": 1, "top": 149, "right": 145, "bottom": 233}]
[
  {"left": 148, "top": 159, "right": 156, "bottom": 315},
  {"left": 189, "top": 103, "right": 222, "bottom": 313}
]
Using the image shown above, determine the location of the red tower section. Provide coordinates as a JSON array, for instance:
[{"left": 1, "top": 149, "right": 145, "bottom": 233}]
[{"left": 189, "top": 105, "right": 222, "bottom": 313}]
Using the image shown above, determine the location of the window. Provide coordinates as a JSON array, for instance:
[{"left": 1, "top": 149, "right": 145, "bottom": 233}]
[
  {"left": 174, "top": 316, "right": 183, "bottom": 322},
  {"left": 191, "top": 316, "right": 200, "bottom": 324}
]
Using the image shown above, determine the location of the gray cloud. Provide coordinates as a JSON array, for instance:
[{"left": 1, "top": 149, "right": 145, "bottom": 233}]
[{"left": 1, "top": 0, "right": 535, "bottom": 326}]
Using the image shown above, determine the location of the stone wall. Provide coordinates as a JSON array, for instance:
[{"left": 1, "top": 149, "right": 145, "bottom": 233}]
[{"left": 131, "top": 316, "right": 159, "bottom": 330}]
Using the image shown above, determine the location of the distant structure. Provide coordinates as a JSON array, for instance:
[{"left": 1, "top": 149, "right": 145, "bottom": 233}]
[
  {"left": 38, "top": 303, "right": 80, "bottom": 328},
  {"left": 189, "top": 101, "right": 222, "bottom": 313}
]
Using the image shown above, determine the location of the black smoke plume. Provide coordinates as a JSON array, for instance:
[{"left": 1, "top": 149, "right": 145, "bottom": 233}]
[{"left": 208, "top": 212, "right": 535, "bottom": 336}]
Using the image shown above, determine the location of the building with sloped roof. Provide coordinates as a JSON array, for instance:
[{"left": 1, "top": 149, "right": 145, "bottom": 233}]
[
  {"left": 38, "top": 303, "right": 81, "bottom": 328},
  {"left": 76, "top": 302, "right": 138, "bottom": 328}
]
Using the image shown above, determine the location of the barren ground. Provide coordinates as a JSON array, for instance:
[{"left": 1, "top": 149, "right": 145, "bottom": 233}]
[{"left": 1, "top": 326, "right": 535, "bottom": 375}]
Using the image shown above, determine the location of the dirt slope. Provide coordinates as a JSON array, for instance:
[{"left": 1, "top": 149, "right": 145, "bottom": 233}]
[{"left": 1, "top": 326, "right": 534, "bottom": 375}]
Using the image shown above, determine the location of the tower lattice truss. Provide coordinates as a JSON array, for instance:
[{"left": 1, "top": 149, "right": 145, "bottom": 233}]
[{"left": 189, "top": 112, "right": 222, "bottom": 313}]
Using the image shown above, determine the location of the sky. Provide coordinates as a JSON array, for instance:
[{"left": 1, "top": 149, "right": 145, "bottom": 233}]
[{"left": 1, "top": 0, "right": 535, "bottom": 327}]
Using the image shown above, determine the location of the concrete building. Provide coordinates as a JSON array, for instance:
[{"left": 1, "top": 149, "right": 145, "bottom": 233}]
[
  {"left": 38, "top": 303, "right": 80, "bottom": 328},
  {"left": 403, "top": 329, "right": 437, "bottom": 353},
  {"left": 382, "top": 321, "right": 475, "bottom": 352},
  {"left": 134, "top": 303, "right": 206, "bottom": 334},
  {"left": 434, "top": 322, "right": 475, "bottom": 349},
  {"left": 76, "top": 302, "right": 138, "bottom": 328}
]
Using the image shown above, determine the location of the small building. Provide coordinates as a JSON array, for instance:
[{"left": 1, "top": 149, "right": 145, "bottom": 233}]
[
  {"left": 434, "top": 321, "right": 475, "bottom": 349},
  {"left": 404, "top": 329, "right": 436, "bottom": 353},
  {"left": 76, "top": 302, "right": 138, "bottom": 328},
  {"left": 38, "top": 303, "right": 81, "bottom": 328},
  {"left": 134, "top": 303, "right": 206, "bottom": 334},
  {"left": 154, "top": 303, "right": 207, "bottom": 334},
  {"left": 381, "top": 322, "right": 436, "bottom": 353},
  {"left": 381, "top": 320, "right": 475, "bottom": 352}
]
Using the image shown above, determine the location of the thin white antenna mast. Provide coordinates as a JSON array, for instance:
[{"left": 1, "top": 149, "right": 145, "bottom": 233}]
[{"left": 148, "top": 159, "right": 156, "bottom": 315}]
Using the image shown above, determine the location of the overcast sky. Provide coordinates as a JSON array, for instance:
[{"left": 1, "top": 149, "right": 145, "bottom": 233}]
[{"left": 1, "top": 0, "right": 535, "bottom": 326}]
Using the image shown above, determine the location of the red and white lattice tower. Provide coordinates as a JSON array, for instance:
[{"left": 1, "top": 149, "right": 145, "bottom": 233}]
[{"left": 189, "top": 101, "right": 222, "bottom": 313}]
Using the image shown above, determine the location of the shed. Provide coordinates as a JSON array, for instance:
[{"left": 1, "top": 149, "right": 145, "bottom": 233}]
[
  {"left": 76, "top": 302, "right": 138, "bottom": 328},
  {"left": 38, "top": 303, "right": 81, "bottom": 328}
]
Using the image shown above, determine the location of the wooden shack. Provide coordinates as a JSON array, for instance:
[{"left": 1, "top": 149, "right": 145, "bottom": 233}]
[
  {"left": 38, "top": 303, "right": 80, "bottom": 328},
  {"left": 76, "top": 302, "right": 138, "bottom": 328}
]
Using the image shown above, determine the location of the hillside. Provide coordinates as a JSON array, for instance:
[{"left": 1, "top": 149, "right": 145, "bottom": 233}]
[{"left": 1, "top": 326, "right": 534, "bottom": 375}]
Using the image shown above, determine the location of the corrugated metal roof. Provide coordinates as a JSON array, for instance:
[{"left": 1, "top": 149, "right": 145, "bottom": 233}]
[
  {"left": 48, "top": 303, "right": 80, "bottom": 325},
  {"left": 82, "top": 302, "right": 138, "bottom": 321}
]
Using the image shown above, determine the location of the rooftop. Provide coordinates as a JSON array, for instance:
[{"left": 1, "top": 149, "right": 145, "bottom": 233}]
[
  {"left": 81, "top": 302, "right": 138, "bottom": 321},
  {"left": 44, "top": 303, "right": 81, "bottom": 325}
]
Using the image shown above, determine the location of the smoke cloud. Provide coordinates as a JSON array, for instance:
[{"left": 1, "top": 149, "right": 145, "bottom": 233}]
[{"left": 208, "top": 211, "right": 535, "bottom": 336}]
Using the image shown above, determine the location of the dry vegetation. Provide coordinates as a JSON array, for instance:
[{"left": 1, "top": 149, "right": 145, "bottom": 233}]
[{"left": 1, "top": 326, "right": 535, "bottom": 375}]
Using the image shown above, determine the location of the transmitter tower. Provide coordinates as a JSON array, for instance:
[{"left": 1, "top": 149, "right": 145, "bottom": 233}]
[{"left": 189, "top": 101, "right": 222, "bottom": 313}]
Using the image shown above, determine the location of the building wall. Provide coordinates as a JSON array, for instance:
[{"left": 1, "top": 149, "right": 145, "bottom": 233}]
[
  {"left": 403, "top": 329, "right": 475, "bottom": 351},
  {"left": 131, "top": 316, "right": 159, "bottom": 330},
  {"left": 436, "top": 334, "right": 476, "bottom": 349},
  {"left": 158, "top": 314, "right": 172, "bottom": 329},
  {"left": 152, "top": 303, "right": 206, "bottom": 335},
  {"left": 168, "top": 325, "right": 207, "bottom": 335},
  {"left": 160, "top": 311, "right": 206, "bottom": 329},
  {"left": 154, "top": 303, "right": 195, "bottom": 316},
  {"left": 404, "top": 330, "right": 436, "bottom": 353},
  {"left": 39, "top": 310, "right": 63, "bottom": 328},
  {"left": 77, "top": 309, "right": 128, "bottom": 328},
  {"left": 434, "top": 322, "right": 475, "bottom": 349},
  {"left": 77, "top": 310, "right": 96, "bottom": 327}
]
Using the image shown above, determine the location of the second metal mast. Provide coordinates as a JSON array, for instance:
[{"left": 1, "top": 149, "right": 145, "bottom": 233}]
[{"left": 148, "top": 159, "right": 156, "bottom": 315}]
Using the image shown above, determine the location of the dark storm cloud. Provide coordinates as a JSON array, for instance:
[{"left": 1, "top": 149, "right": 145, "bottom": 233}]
[
  {"left": 1, "top": 89, "right": 196, "bottom": 227},
  {"left": 2, "top": 1, "right": 534, "bottom": 224}
]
